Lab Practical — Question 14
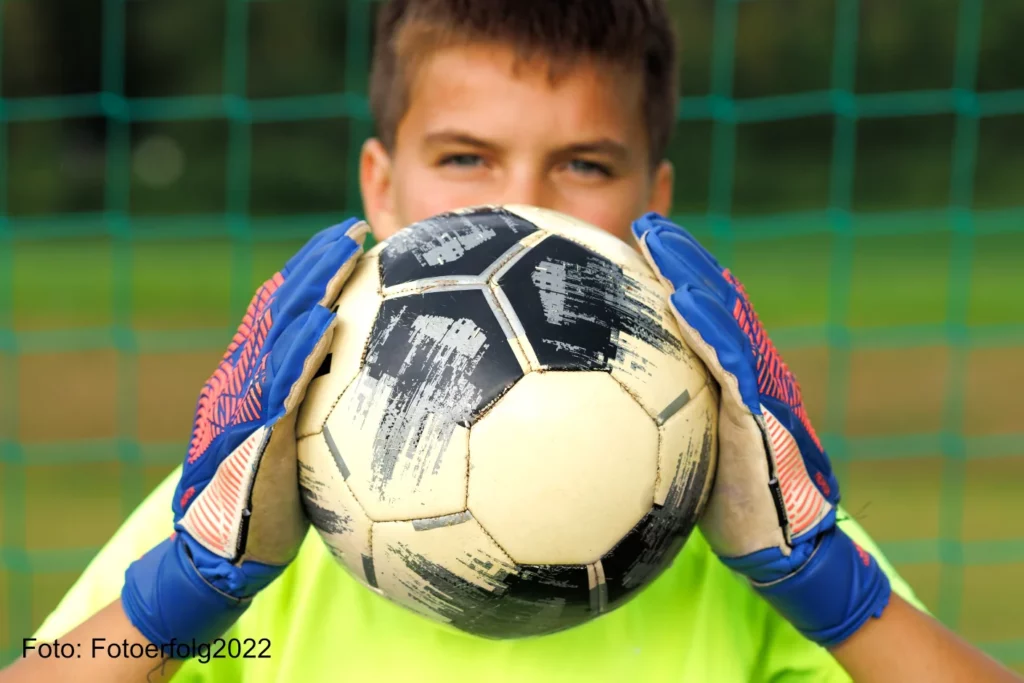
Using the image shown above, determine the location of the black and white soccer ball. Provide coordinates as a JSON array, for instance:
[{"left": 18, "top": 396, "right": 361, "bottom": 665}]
[{"left": 295, "top": 205, "right": 718, "bottom": 639}]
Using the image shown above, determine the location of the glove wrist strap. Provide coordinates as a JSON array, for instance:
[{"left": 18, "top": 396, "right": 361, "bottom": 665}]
[
  {"left": 749, "top": 528, "right": 892, "bottom": 648},
  {"left": 122, "top": 536, "right": 251, "bottom": 657}
]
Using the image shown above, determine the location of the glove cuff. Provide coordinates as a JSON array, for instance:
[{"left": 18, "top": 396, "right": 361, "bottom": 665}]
[
  {"left": 122, "top": 536, "right": 251, "bottom": 657},
  {"left": 750, "top": 528, "right": 892, "bottom": 648}
]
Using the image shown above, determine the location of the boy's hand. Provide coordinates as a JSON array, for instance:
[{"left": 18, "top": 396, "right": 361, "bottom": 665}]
[
  {"left": 121, "top": 218, "right": 369, "bottom": 651},
  {"left": 632, "top": 213, "right": 890, "bottom": 648}
]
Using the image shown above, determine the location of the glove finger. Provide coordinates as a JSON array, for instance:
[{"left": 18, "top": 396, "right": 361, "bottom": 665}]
[
  {"left": 281, "top": 224, "right": 340, "bottom": 278},
  {"left": 293, "top": 228, "right": 365, "bottom": 298},
  {"left": 636, "top": 228, "right": 707, "bottom": 299},
  {"left": 267, "top": 304, "right": 336, "bottom": 415},
  {"left": 632, "top": 212, "right": 697, "bottom": 246},
  {"left": 648, "top": 229, "right": 733, "bottom": 306},
  {"left": 670, "top": 284, "right": 762, "bottom": 415},
  {"left": 318, "top": 222, "right": 370, "bottom": 308},
  {"left": 273, "top": 230, "right": 365, "bottom": 329},
  {"left": 282, "top": 217, "right": 364, "bottom": 278},
  {"left": 632, "top": 212, "right": 725, "bottom": 271}
]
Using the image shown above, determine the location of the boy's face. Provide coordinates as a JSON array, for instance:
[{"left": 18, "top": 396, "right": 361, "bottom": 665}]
[{"left": 360, "top": 42, "right": 673, "bottom": 244}]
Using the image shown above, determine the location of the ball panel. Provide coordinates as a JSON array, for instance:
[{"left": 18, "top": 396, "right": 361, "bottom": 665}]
[
  {"left": 325, "top": 287, "right": 524, "bottom": 520},
  {"left": 371, "top": 514, "right": 517, "bottom": 626},
  {"left": 326, "top": 376, "right": 471, "bottom": 520},
  {"left": 495, "top": 235, "right": 687, "bottom": 378},
  {"left": 503, "top": 204, "right": 652, "bottom": 276},
  {"left": 372, "top": 515, "right": 597, "bottom": 638},
  {"left": 599, "top": 385, "right": 718, "bottom": 613},
  {"left": 599, "top": 509, "right": 687, "bottom": 612},
  {"left": 378, "top": 207, "right": 539, "bottom": 288},
  {"left": 605, "top": 302, "right": 710, "bottom": 424},
  {"left": 365, "top": 290, "right": 524, "bottom": 427},
  {"left": 297, "top": 254, "right": 382, "bottom": 438},
  {"left": 468, "top": 371, "right": 658, "bottom": 565},
  {"left": 600, "top": 383, "right": 717, "bottom": 611},
  {"left": 656, "top": 382, "right": 718, "bottom": 511},
  {"left": 297, "top": 433, "right": 376, "bottom": 588}
]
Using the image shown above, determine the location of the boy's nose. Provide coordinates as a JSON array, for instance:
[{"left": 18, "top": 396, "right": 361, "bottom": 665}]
[{"left": 500, "top": 172, "right": 551, "bottom": 211}]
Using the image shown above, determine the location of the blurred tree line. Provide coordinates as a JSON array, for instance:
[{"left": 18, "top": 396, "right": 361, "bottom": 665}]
[{"left": 1, "top": 0, "right": 1022, "bottom": 219}]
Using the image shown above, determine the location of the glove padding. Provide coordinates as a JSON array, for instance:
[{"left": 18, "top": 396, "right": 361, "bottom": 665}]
[
  {"left": 123, "top": 218, "right": 369, "bottom": 651},
  {"left": 633, "top": 213, "right": 890, "bottom": 648}
]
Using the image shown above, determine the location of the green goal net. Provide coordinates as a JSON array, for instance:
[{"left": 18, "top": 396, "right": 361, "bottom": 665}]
[{"left": 1, "top": 0, "right": 1022, "bottom": 670}]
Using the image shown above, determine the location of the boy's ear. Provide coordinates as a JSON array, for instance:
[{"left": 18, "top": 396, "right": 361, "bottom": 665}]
[
  {"left": 648, "top": 160, "right": 674, "bottom": 217},
  {"left": 359, "top": 138, "right": 400, "bottom": 236}
]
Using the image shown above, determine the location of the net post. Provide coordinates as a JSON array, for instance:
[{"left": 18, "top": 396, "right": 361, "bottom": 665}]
[
  {"left": 707, "top": 0, "right": 739, "bottom": 265},
  {"left": 345, "top": 0, "right": 374, "bottom": 217},
  {"left": 936, "top": 0, "right": 985, "bottom": 632},
  {"left": 225, "top": 0, "right": 254, "bottom": 322},
  {"left": 0, "top": 2, "right": 32, "bottom": 659},
  {"left": 823, "top": 0, "right": 860, "bottom": 484},
  {"left": 101, "top": 0, "right": 143, "bottom": 526}
]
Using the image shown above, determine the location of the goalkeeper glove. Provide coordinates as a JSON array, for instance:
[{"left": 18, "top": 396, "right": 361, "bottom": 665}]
[
  {"left": 633, "top": 213, "right": 891, "bottom": 648},
  {"left": 121, "top": 218, "right": 369, "bottom": 652}
]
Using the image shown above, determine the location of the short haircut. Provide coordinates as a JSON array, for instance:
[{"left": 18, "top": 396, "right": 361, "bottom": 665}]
[{"left": 369, "top": 0, "right": 679, "bottom": 167}]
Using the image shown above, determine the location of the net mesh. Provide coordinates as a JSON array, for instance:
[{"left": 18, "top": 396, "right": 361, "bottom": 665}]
[{"left": 2, "top": 0, "right": 1023, "bottom": 669}]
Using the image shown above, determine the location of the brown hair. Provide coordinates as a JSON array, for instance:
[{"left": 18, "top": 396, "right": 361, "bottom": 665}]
[{"left": 369, "top": 0, "right": 679, "bottom": 167}]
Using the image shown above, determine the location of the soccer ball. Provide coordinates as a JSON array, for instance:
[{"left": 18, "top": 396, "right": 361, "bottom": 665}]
[{"left": 295, "top": 205, "right": 718, "bottom": 639}]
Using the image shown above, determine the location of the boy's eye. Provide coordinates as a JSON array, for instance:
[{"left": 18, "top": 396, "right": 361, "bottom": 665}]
[
  {"left": 567, "top": 159, "right": 613, "bottom": 178},
  {"left": 439, "top": 153, "right": 485, "bottom": 168}
]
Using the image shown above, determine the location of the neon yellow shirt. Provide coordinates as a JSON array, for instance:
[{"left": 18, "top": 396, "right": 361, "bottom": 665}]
[{"left": 35, "top": 468, "right": 924, "bottom": 682}]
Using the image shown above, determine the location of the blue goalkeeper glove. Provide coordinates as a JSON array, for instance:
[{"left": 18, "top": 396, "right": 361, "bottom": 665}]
[
  {"left": 633, "top": 213, "right": 891, "bottom": 648},
  {"left": 121, "top": 218, "right": 369, "bottom": 652}
]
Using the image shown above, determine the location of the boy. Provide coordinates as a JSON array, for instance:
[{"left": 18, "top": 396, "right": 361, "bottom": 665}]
[{"left": 3, "top": 1, "right": 1019, "bottom": 681}]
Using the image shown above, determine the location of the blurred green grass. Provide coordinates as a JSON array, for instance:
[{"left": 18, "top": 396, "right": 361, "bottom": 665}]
[{"left": 9, "top": 220, "right": 1024, "bottom": 331}]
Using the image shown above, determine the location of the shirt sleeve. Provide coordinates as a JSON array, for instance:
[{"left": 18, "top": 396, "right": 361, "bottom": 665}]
[{"left": 32, "top": 467, "right": 181, "bottom": 640}]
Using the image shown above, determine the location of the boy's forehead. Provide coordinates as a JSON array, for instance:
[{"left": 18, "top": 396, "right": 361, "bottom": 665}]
[{"left": 398, "top": 42, "right": 647, "bottom": 155}]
